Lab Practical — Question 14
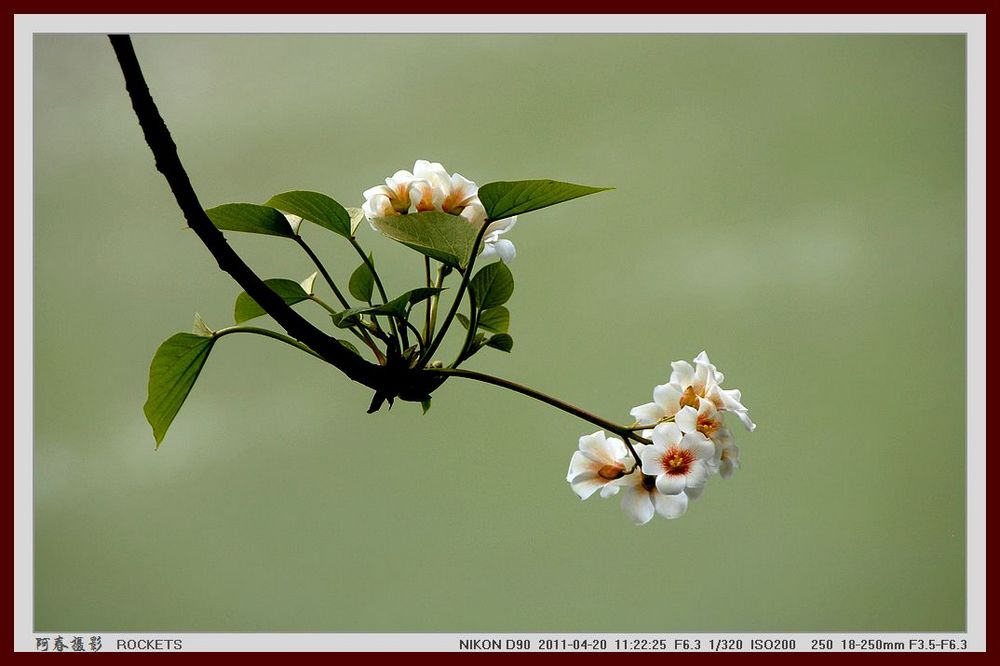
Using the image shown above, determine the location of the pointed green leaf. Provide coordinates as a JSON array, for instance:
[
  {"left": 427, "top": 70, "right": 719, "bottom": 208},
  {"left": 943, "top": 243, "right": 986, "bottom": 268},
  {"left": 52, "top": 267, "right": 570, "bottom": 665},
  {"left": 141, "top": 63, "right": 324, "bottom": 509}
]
[
  {"left": 370, "top": 211, "right": 479, "bottom": 269},
  {"left": 233, "top": 278, "right": 309, "bottom": 324},
  {"left": 205, "top": 203, "right": 295, "bottom": 238},
  {"left": 143, "top": 333, "right": 216, "bottom": 447},
  {"left": 265, "top": 190, "right": 352, "bottom": 238},
  {"left": 478, "top": 307, "right": 510, "bottom": 334},
  {"left": 456, "top": 313, "right": 471, "bottom": 330},
  {"left": 470, "top": 261, "right": 514, "bottom": 309},
  {"left": 485, "top": 333, "right": 514, "bottom": 353},
  {"left": 478, "top": 180, "right": 612, "bottom": 221},
  {"left": 420, "top": 398, "right": 432, "bottom": 414},
  {"left": 338, "top": 339, "right": 361, "bottom": 355},
  {"left": 348, "top": 255, "right": 375, "bottom": 303}
]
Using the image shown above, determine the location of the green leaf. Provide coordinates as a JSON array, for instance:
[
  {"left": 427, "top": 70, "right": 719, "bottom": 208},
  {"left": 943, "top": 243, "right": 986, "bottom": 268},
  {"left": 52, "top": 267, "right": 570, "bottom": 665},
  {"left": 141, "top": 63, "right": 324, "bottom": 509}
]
[
  {"left": 420, "top": 398, "right": 432, "bottom": 414},
  {"left": 234, "top": 279, "right": 309, "bottom": 324},
  {"left": 478, "top": 180, "right": 612, "bottom": 221},
  {"left": 338, "top": 339, "right": 360, "bottom": 355},
  {"left": 348, "top": 255, "right": 375, "bottom": 303},
  {"left": 470, "top": 261, "right": 514, "bottom": 309},
  {"left": 331, "top": 288, "right": 445, "bottom": 328},
  {"left": 370, "top": 211, "right": 479, "bottom": 269},
  {"left": 478, "top": 306, "right": 510, "bottom": 334},
  {"left": 205, "top": 203, "right": 295, "bottom": 238},
  {"left": 264, "top": 190, "right": 352, "bottom": 238},
  {"left": 143, "top": 333, "right": 216, "bottom": 447},
  {"left": 485, "top": 333, "right": 514, "bottom": 353},
  {"left": 455, "top": 307, "right": 508, "bottom": 334}
]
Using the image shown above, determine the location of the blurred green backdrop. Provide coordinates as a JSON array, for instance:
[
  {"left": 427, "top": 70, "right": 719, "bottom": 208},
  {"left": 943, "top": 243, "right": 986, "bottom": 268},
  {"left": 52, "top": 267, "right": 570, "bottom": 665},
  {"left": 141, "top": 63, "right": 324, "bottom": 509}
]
[{"left": 33, "top": 34, "right": 966, "bottom": 632}]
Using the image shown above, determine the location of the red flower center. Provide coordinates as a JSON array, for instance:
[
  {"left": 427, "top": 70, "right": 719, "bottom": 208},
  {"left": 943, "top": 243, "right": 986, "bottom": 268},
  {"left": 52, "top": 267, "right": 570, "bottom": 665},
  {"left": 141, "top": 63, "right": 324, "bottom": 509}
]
[{"left": 661, "top": 447, "right": 694, "bottom": 476}]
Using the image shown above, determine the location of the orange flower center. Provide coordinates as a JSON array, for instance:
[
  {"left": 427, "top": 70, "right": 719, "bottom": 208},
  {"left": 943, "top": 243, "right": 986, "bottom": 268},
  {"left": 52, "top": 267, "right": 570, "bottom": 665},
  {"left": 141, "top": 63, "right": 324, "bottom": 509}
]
[
  {"left": 696, "top": 414, "right": 720, "bottom": 438},
  {"left": 597, "top": 463, "right": 624, "bottom": 480},
  {"left": 679, "top": 386, "right": 700, "bottom": 409}
]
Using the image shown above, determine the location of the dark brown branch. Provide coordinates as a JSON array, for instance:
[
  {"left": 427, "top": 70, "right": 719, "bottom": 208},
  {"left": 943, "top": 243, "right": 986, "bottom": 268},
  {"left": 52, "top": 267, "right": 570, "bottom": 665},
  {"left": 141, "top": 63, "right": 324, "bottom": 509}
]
[{"left": 109, "top": 34, "right": 382, "bottom": 392}]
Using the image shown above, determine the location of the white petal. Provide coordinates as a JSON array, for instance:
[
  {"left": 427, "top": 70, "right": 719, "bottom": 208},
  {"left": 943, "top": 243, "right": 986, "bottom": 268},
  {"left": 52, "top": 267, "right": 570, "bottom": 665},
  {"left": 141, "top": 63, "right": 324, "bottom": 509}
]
[
  {"left": 492, "top": 239, "right": 516, "bottom": 264},
  {"left": 362, "top": 184, "right": 392, "bottom": 200},
  {"left": 485, "top": 216, "right": 517, "bottom": 236},
  {"left": 461, "top": 202, "right": 487, "bottom": 226},
  {"left": 685, "top": 461, "right": 708, "bottom": 488},
  {"left": 720, "top": 444, "right": 741, "bottom": 479},
  {"left": 719, "top": 460, "right": 736, "bottom": 479},
  {"left": 656, "top": 473, "right": 686, "bottom": 495},
  {"left": 654, "top": 491, "right": 688, "bottom": 519},
  {"left": 669, "top": 361, "right": 695, "bottom": 388},
  {"left": 674, "top": 406, "right": 699, "bottom": 434},
  {"left": 685, "top": 485, "right": 705, "bottom": 501},
  {"left": 605, "top": 436, "right": 628, "bottom": 462},
  {"left": 693, "top": 351, "right": 712, "bottom": 367},
  {"left": 570, "top": 475, "right": 606, "bottom": 500},
  {"left": 651, "top": 422, "right": 682, "bottom": 448},
  {"left": 621, "top": 487, "right": 655, "bottom": 525},
  {"left": 629, "top": 402, "right": 663, "bottom": 425},
  {"left": 679, "top": 432, "right": 715, "bottom": 460},
  {"left": 712, "top": 427, "right": 734, "bottom": 448},
  {"left": 652, "top": 383, "right": 682, "bottom": 414},
  {"left": 600, "top": 485, "right": 621, "bottom": 498},
  {"left": 640, "top": 447, "right": 666, "bottom": 476},
  {"left": 578, "top": 431, "right": 611, "bottom": 464},
  {"left": 479, "top": 243, "right": 497, "bottom": 262},
  {"left": 735, "top": 410, "right": 756, "bottom": 432},
  {"left": 566, "top": 451, "right": 596, "bottom": 481}
]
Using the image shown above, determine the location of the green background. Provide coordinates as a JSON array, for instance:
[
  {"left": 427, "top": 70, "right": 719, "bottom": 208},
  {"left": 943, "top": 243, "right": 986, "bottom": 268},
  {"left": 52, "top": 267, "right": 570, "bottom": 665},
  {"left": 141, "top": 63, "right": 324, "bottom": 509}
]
[{"left": 33, "top": 34, "right": 966, "bottom": 632}]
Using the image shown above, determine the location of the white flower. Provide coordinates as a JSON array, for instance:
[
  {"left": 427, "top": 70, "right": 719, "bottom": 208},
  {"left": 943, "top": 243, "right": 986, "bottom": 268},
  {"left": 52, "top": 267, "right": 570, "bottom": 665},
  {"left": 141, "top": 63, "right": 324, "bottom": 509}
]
[
  {"left": 618, "top": 444, "right": 689, "bottom": 524},
  {"left": 673, "top": 351, "right": 755, "bottom": 432},
  {"left": 410, "top": 160, "right": 450, "bottom": 212},
  {"left": 717, "top": 441, "right": 741, "bottom": 479},
  {"left": 632, "top": 352, "right": 755, "bottom": 433},
  {"left": 362, "top": 168, "right": 425, "bottom": 221},
  {"left": 565, "top": 431, "right": 631, "bottom": 500},
  {"left": 364, "top": 159, "right": 518, "bottom": 263},
  {"left": 640, "top": 422, "right": 714, "bottom": 496},
  {"left": 629, "top": 381, "right": 687, "bottom": 433},
  {"left": 675, "top": 400, "right": 733, "bottom": 449},
  {"left": 408, "top": 160, "right": 479, "bottom": 216},
  {"left": 463, "top": 203, "right": 517, "bottom": 264}
]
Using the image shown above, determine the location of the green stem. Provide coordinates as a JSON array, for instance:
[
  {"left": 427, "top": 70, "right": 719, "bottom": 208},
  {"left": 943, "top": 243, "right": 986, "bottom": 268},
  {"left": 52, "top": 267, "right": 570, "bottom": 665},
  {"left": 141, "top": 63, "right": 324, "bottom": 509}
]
[
  {"left": 295, "top": 236, "right": 350, "bottom": 310},
  {"left": 425, "top": 367, "right": 652, "bottom": 453},
  {"left": 423, "top": 256, "right": 432, "bottom": 341},
  {"left": 426, "top": 264, "right": 448, "bottom": 342},
  {"left": 347, "top": 237, "right": 400, "bottom": 346},
  {"left": 309, "top": 296, "right": 386, "bottom": 365},
  {"left": 453, "top": 289, "right": 479, "bottom": 367},
  {"left": 419, "top": 222, "right": 491, "bottom": 367},
  {"left": 213, "top": 326, "right": 324, "bottom": 360}
]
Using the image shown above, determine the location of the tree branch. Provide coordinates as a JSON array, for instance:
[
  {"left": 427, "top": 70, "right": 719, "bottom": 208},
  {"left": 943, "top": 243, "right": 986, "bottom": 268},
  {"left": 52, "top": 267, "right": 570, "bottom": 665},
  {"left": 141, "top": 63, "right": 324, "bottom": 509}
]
[{"left": 109, "top": 34, "right": 382, "bottom": 392}]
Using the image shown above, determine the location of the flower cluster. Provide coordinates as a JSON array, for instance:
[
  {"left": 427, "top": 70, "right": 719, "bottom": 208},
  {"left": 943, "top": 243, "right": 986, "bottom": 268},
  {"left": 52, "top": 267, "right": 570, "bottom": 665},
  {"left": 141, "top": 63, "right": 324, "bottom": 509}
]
[
  {"left": 361, "top": 159, "right": 517, "bottom": 264},
  {"left": 566, "top": 352, "right": 754, "bottom": 525}
]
